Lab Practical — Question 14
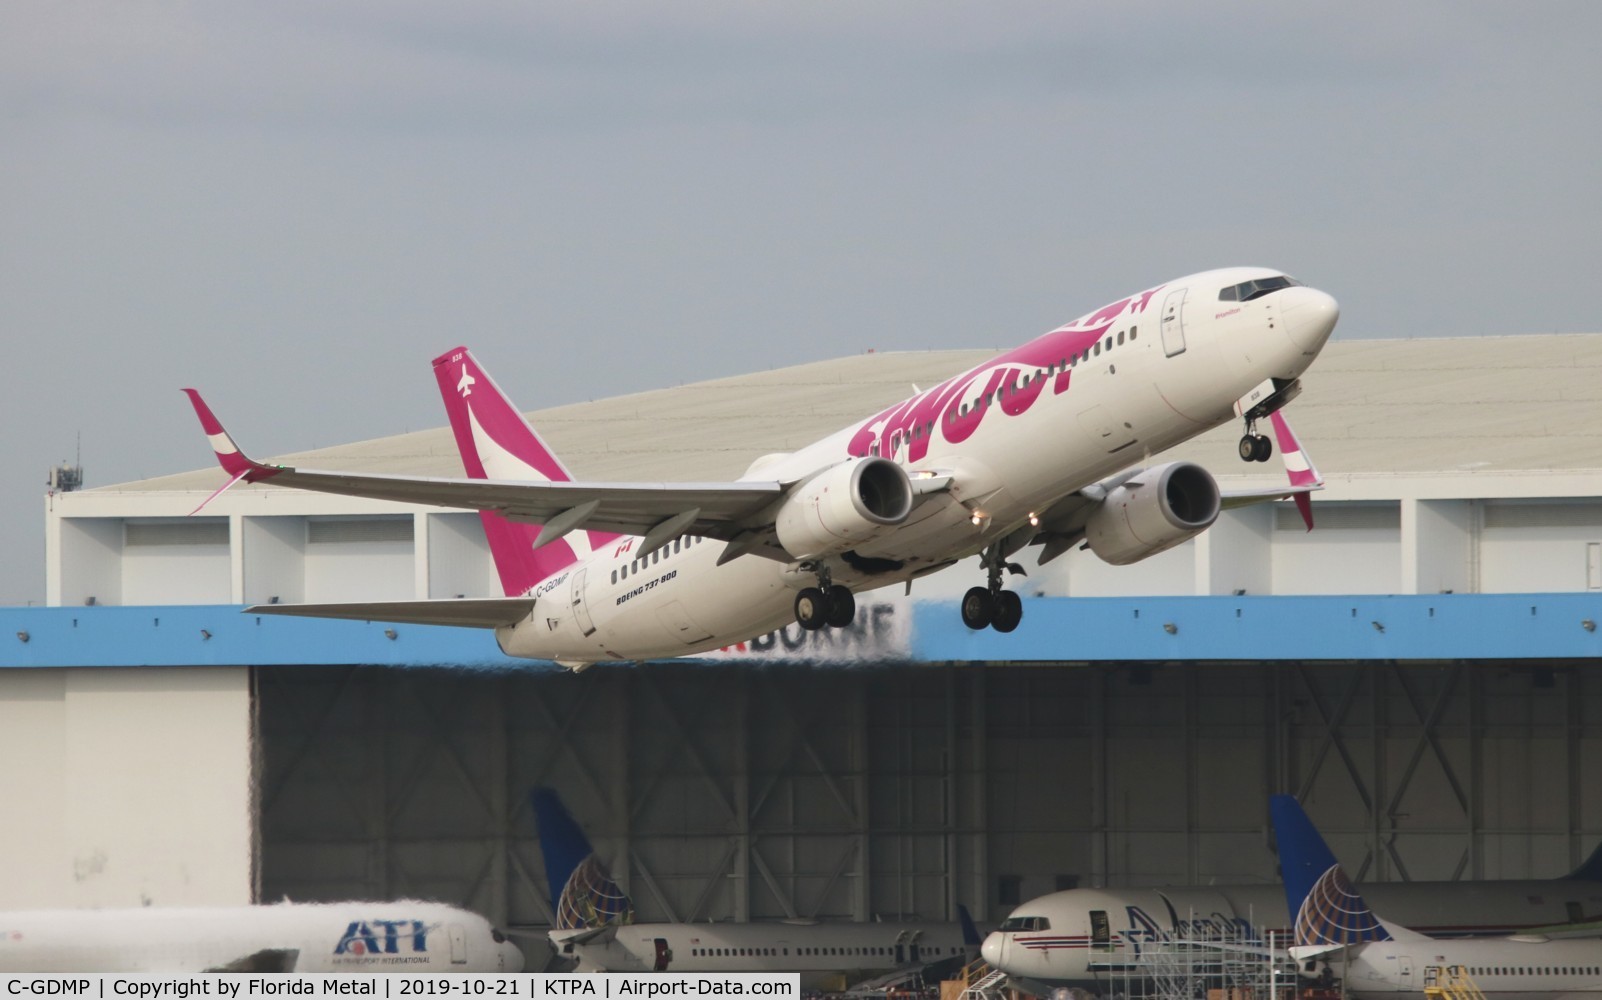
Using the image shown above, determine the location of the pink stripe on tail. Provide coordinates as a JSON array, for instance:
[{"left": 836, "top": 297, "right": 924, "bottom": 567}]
[{"left": 430, "top": 347, "right": 619, "bottom": 598}]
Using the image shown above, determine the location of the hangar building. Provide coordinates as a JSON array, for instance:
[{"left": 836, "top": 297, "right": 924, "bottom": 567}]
[{"left": 5, "top": 334, "right": 1602, "bottom": 953}]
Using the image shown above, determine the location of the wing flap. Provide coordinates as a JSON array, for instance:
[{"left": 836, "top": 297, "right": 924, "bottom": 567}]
[{"left": 247, "top": 598, "right": 537, "bottom": 629}]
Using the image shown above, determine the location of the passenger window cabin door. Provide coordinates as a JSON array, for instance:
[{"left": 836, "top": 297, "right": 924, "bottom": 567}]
[
  {"left": 571, "top": 569, "right": 597, "bottom": 636},
  {"left": 1090, "top": 910, "right": 1111, "bottom": 951},
  {"left": 449, "top": 923, "right": 467, "bottom": 965},
  {"left": 1160, "top": 288, "right": 1188, "bottom": 358}
]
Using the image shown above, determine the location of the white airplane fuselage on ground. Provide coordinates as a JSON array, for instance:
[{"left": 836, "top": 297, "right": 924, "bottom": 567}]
[
  {"left": 1329, "top": 936, "right": 1602, "bottom": 1000},
  {"left": 0, "top": 901, "right": 523, "bottom": 973},
  {"left": 496, "top": 268, "right": 1337, "bottom": 662},
  {"left": 554, "top": 920, "right": 972, "bottom": 990},
  {"left": 979, "top": 880, "right": 1602, "bottom": 991}
]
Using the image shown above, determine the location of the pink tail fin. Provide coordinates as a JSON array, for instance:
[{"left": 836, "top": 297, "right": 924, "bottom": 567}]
[
  {"left": 1269, "top": 410, "right": 1322, "bottom": 531},
  {"left": 431, "top": 346, "right": 618, "bottom": 597}
]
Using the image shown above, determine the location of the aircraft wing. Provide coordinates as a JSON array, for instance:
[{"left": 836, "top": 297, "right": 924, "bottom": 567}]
[
  {"left": 183, "top": 390, "right": 783, "bottom": 541},
  {"left": 246, "top": 597, "right": 537, "bottom": 629},
  {"left": 1219, "top": 483, "right": 1321, "bottom": 508},
  {"left": 549, "top": 924, "right": 619, "bottom": 948}
]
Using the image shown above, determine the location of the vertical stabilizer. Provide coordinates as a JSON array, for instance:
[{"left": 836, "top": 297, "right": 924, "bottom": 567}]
[
  {"left": 529, "top": 788, "right": 635, "bottom": 931},
  {"left": 1270, "top": 795, "right": 1424, "bottom": 949},
  {"left": 958, "top": 903, "right": 982, "bottom": 955},
  {"left": 1566, "top": 838, "right": 1602, "bottom": 883},
  {"left": 431, "top": 347, "right": 618, "bottom": 597}
]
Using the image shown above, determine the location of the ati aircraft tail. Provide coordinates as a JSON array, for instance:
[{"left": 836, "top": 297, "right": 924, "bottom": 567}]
[
  {"left": 1270, "top": 795, "right": 1427, "bottom": 958},
  {"left": 431, "top": 347, "right": 618, "bottom": 598},
  {"left": 529, "top": 787, "right": 635, "bottom": 931}
]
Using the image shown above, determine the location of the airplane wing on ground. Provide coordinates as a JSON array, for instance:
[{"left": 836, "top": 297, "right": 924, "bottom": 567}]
[
  {"left": 549, "top": 925, "right": 620, "bottom": 948},
  {"left": 206, "top": 948, "right": 300, "bottom": 972},
  {"left": 183, "top": 389, "right": 784, "bottom": 543},
  {"left": 246, "top": 597, "right": 537, "bottom": 629}
]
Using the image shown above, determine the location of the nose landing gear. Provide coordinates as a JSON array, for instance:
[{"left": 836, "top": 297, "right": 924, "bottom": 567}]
[
  {"left": 1235, "top": 377, "right": 1300, "bottom": 463},
  {"left": 1239, "top": 419, "right": 1273, "bottom": 463},
  {"left": 962, "top": 544, "right": 1026, "bottom": 633}
]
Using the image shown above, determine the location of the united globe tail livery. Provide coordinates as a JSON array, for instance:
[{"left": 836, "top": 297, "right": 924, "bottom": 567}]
[
  {"left": 981, "top": 807, "right": 1602, "bottom": 994},
  {"left": 531, "top": 787, "right": 979, "bottom": 989},
  {"left": 1273, "top": 794, "right": 1602, "bottom": 1000}
]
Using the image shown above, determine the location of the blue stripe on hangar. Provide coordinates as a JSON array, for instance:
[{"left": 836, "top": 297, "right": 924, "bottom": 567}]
[{"left": 0, "top": 593, "right": 1599, "bottom": 669}]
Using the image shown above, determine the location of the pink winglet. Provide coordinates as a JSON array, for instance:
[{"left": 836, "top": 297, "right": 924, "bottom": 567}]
[
  {"left": 1269, "top": 410, "right": 1321, "bottom": 531},
  {"left": 181, "top": 389, "right": 277, "bottom": 481}
]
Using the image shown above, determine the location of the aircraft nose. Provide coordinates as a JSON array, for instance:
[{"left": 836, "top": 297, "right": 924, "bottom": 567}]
[
  {"left": 502, "top": 940, "right": 526, "bottom": 972},
  {"left": 980, "top": 931, "right": 1006, "bottom": 967},
  {"left": 1280, "top": 286, "right": 1340, "bottom": 352}
]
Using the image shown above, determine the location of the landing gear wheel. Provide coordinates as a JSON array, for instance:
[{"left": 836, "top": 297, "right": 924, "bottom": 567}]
[
  {"left": 824, "top": 585, "right": 857, "bottom": 628},
  {"left": 795, "top": 587, "right": 828, "bottom": 631},
  {"left": 1238, "top": 435, "right": 1258, "bottom": 462},
  {"left": 961, "top": 586, "right": 995, "bottom": 630},
  {"left": 1252, "top": 434, "right": 1273, "bottom": 462},
  {"left": 992, "top": 590, "right": 1023, "bottom": 633}
]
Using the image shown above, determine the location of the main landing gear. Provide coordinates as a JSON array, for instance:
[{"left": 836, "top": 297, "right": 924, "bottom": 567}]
[
  {"left": 794, "top": 565, "right": 856, "bottom": 631},
  {"left": 1238, "top": 418, "right": 1273, "bottom": 463},
  {"left": 962, "top": 544, "right": 1025, "bottom": 633}
]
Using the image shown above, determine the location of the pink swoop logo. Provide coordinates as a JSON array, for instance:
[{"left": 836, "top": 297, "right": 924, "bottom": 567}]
[{"left": 848, "top": 286, "right": 1162, "bottom": 461}]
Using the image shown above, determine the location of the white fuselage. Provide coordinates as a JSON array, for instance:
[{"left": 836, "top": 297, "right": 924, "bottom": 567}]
[
  {"left": 553, "top": 919, "right": 972, "bottom": 990},
  {"left": 1331, "top": 935, "right": 1602, "bottom": 1000},
  {"left": 494, "top": 267, "right": 1338, "bottom": 663},
  {"left": 981, "top": 881, "right": 1602, "bottom": 991},
  {"left": 0, "top": 902, "right": 523, "bottom": 973}
]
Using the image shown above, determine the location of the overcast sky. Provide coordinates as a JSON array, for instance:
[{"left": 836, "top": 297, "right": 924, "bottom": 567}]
[{"left": 3, "top": 2, "right": 1600, "bottom": 604}]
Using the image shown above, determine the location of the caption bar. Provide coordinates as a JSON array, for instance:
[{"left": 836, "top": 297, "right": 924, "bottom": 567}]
[{"left": 1, "top": 976, "right": 799, "bottom": 999}]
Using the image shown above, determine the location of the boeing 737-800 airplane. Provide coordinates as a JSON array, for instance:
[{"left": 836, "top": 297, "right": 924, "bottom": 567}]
[
  {"left": 185, "top": 267, "right": 1338, "bottom": 668},
  {"left": 0, "top": 900, "right": 523, "bottom": 973},
  {"left": 531, "top": 788, "right": 979, "bottom": 989}
]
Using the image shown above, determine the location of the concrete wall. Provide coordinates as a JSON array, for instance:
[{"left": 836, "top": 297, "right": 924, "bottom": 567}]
[
  {"left": 52, "top": 492, "right": 1602, "bottom": 607},
  {"left": 0, "top": 667, "right": 254, "bottom": 909}
]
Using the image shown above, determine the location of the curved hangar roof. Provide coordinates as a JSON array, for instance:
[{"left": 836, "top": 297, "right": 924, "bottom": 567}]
[{"left": 110, "top": 334, "right": 1602, "bottom": 494}]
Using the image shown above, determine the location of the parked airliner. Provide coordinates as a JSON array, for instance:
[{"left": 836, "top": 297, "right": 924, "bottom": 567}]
[
  {"left": 0, "top": 900, "right": 523, "bottom": 973},
  {"left": 980, "top": 841, "right": 1602, "bottom": 992},
  {"left": 1273, "top": 794, "right": 1602, "bottom": 1000},
  {"left": 185, "top": 267, "right": 1338, "bottom": 668},
  {"left": 531, "top": 788, "right": 979, "bottom": 989}
]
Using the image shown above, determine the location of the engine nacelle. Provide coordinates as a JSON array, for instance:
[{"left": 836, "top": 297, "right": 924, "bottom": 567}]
[
  {"left": 774, "top": 457, "right": 914, "bottom": 560},
  {"left": 1085, "top": 461, "right": 1221, "bottom": 566}
]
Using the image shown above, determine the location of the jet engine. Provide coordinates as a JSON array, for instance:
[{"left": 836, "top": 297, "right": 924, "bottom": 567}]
[
  {"left": 1085, "top": 461, "right": 1221, "bottom": 565},
  {"left": 774, "top": 457, "right": 915, "bottom": 560}
]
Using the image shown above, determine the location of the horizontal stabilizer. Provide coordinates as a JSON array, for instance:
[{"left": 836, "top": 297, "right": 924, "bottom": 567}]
[{"left": 246, "top": 598, "right": 536, "bottom": 629}]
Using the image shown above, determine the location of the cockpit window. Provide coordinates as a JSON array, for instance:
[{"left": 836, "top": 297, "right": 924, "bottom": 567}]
[
  {"left": 998, "top": 916, "right": 1051, "bottom": 932},
  {"left": 1218, "top": 274, "right": 1302, "bottom": 302},
  {"left": 492, "top": 929, "right": 507, "bottom": 943}
]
